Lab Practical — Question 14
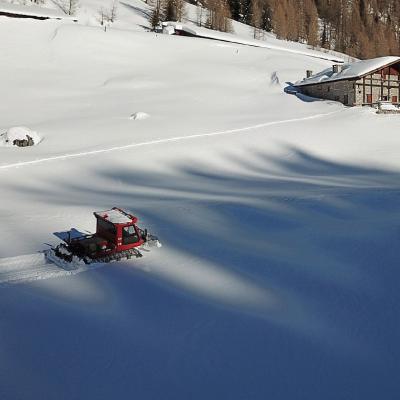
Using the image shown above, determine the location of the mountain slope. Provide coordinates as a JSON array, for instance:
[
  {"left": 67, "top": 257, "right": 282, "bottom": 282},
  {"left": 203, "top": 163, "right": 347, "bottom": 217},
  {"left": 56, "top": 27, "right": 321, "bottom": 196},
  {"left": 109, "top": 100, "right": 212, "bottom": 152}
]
[{"left": 0, "top": 2, "right": 399, "bottom": 400}]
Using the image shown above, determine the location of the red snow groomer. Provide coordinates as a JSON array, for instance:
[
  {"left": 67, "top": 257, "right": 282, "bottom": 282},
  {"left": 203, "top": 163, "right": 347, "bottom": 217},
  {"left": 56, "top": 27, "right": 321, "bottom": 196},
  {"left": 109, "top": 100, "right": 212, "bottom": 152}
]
[{"left": 45, "top": 208, "right": 161, "bottom": 269}]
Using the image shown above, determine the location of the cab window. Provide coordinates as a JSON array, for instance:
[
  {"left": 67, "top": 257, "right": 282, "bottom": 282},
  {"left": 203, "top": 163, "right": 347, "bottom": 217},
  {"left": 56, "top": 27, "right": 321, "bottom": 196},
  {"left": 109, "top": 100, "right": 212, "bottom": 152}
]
[
  {"left": 97, "top": 218, "right": 117, "bottom": 242},
  {"left": 122, "top": 225, "right": 139, "bottom": 245}
]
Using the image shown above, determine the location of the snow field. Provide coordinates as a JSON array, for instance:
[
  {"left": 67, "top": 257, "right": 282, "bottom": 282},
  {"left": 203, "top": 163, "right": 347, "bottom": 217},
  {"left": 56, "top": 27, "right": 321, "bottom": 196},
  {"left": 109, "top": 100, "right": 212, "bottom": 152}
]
[{"left": 0, "top": 2, "right": 400, "bottom": 399}]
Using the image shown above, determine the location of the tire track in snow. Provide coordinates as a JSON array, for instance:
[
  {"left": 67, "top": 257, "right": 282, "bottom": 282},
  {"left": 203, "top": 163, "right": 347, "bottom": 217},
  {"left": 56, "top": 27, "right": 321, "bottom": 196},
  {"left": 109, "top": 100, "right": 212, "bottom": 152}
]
[{"left": 0, "top": 110, "right": 341, "bottom": 171}]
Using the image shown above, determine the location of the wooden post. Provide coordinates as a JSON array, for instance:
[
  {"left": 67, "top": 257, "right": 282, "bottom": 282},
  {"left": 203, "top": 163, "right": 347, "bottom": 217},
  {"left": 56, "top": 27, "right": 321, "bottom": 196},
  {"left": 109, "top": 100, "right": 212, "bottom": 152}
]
[
  {"left": 370, "top": 74, "right": 373, "bottom": 104},
  {"left": 363, "top": 76, "right": 365, "bottom": 105}
]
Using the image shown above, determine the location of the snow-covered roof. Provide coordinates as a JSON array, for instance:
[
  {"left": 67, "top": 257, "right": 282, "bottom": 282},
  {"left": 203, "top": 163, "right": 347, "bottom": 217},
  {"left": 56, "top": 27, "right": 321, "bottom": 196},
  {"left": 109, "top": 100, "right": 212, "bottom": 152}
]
[
  {"left": 295, "top": 56, "right": 400, "bottom": 87},
  {"left": 0, "top": 1, "right": 76, "bottom": 20},
  {"left": 94, "top": 208, "right": 135, "bottom": 224}
]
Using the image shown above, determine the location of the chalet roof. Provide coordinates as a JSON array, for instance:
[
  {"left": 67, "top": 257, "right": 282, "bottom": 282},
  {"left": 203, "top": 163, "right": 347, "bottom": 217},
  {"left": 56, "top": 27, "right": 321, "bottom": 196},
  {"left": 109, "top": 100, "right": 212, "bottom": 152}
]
[
  {"left": 295, "top": 56, "right": 400, "bottom": 87},
  {"left": 0, "top": 1, "right": 76, "bottom": 20}
]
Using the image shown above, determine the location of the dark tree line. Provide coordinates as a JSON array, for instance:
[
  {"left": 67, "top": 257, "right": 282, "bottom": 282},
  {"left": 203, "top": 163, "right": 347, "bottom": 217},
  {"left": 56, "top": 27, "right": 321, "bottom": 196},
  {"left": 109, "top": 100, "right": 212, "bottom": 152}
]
[
  {"left": 315, "top": 0, "right": 400, "bottom": 57},
  {"left": 185, "top": 0, "right": 400, "bottom": 58}
]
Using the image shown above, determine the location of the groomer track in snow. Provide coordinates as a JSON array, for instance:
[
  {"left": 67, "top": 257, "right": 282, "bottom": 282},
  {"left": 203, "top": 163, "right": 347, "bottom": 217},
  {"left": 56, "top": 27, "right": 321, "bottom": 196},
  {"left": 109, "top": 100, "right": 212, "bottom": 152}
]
[
  {"left": 0, "top": 253, "right": 94, "bottom": 286},
  {"left": 0, "top": 111, "right": 341, "bottom": 170}
]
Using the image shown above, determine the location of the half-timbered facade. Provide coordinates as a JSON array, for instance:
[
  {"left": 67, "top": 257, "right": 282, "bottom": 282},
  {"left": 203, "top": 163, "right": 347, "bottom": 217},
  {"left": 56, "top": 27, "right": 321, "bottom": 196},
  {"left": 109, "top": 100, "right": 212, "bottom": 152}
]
[{"left": 294, "top": 57, "right": 400, "bottom": 106}]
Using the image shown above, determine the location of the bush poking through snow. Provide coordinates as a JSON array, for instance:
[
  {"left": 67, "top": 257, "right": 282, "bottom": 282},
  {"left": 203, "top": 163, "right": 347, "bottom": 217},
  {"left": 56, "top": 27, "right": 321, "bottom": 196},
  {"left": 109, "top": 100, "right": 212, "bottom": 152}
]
[
  {"left": 0, "top": 127, "right": 42, "bottom": 147},
  {"left": 130, "top": 112, "right": 150, "bottom": 121},
  {"left": 270, "top": 71, "right": 280, "bottom": 85}
]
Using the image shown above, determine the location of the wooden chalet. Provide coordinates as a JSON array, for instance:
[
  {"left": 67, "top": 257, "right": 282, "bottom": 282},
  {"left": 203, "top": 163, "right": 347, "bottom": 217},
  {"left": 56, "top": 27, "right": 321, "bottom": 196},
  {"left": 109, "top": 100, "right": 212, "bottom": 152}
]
[{"left": 294, "top": 56, "right": 400, "bottom": 106}]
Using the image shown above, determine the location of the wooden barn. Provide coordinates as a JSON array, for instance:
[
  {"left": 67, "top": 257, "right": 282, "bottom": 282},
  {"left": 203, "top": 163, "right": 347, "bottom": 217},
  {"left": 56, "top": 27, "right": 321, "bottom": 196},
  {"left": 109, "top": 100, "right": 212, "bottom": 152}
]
[{"left": 294, "top": 56, "right": 400, "bottom": 106}]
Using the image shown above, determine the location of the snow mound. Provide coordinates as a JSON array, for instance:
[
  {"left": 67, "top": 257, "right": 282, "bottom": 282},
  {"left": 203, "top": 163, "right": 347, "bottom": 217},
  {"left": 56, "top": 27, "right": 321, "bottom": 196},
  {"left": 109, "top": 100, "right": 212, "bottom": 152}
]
[
  {"left": 0, "top": 127, "right": 42, "bottom": 147},
  {"left": 378, "top": 101, "right": 399, "bottom": 111},
  {"left": 130, "top": 112, "right": 150, "bottom": 121}
]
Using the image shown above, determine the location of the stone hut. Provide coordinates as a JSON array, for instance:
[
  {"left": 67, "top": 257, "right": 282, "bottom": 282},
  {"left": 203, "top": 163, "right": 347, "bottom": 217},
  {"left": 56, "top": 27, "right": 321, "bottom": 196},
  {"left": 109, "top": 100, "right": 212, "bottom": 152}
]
[{"left": 294, "top": 56, "right": 400, "bottom": 106}]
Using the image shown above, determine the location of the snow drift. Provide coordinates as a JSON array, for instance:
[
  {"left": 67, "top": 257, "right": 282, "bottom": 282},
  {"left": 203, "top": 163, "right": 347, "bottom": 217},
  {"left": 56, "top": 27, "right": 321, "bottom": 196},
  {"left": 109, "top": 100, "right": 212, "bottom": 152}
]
[
  {"left": 0, "top": 126, "right": 42, "bottom": 147},
  {"left": 130, "top": 112, "right": 150, "bottom": 120}
]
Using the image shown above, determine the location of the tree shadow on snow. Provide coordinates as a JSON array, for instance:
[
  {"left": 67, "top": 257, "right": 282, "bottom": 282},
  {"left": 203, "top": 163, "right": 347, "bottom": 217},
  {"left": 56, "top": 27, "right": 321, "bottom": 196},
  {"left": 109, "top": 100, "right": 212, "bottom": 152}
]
[
  {"left": 120, "top": 2, "right": 152, "bottom": 20},
  {"left": 2, "top": 145, "right": 400, "bottom": 400}
]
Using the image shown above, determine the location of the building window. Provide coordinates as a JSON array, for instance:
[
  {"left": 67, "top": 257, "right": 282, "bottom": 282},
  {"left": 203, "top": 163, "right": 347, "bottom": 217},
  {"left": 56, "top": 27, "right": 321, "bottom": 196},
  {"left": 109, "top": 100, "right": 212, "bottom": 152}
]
[{"left": 344, "top": 94, "right": 349, "bottom": 105}]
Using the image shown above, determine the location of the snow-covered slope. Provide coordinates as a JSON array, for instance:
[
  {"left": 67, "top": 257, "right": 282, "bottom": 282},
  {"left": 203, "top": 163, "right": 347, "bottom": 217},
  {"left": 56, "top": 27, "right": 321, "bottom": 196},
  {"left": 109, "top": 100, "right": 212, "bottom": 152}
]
[
  {"left": 0, "top": 0, "right": 75, "bottom": 19},
  {"left": 163, "top": 21, "right": 344, "bottom": 62},
  {"left": 0, "top": 2, "right": 399, "bottom": 399}
]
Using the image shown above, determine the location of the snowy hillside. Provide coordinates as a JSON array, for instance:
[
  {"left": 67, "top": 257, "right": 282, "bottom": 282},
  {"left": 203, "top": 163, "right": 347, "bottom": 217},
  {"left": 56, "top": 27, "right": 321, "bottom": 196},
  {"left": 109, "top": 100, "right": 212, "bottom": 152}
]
[{"left": 0, "top": 1, "right": 399, "bottom": 399}]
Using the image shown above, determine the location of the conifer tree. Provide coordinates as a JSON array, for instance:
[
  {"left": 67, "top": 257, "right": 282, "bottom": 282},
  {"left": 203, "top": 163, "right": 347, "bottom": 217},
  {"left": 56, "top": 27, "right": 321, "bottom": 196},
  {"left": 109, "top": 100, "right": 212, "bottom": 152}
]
[
  {"left": 216, "top": 0, "right": 400, "bottom": 57},
  {"left": 149, "top": 0, "right": 165, "bottom": 29}
]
